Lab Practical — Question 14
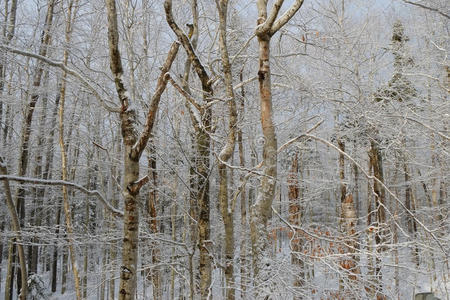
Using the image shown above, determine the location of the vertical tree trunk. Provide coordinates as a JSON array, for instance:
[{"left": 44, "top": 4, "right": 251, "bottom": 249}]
[
  {"left": 340, "top": 194, "right": 359, "bottom": 284},
  {"left": 28, "top": 70, "right": 50, "bottom": 277},
  {"left": 108, "top": 140, "right": 121, "bottom": 300},
  {"left": 100, "top": 245, "right": 107, "bottom": 300},
  {"left": 0, "top": 221, "right": 4, "bottom": 292},
  {"left": 5, "top": 240, "right": 15, "bottom": 300},
  {"left": 58, "top": 1, "right": 82, "bottom": 298},
  {"left": 287, "top": 153, "right": 304, "bottom": 296},
  {"left": 180, "top": 20, "right": 199, "bottom": 298},
  {"left": 238, "top": 71, "right": 249, "bottom": 298},
  {"left": 250, "top": 30, "right": 277, "bottom": 298},
  {"left": 368, "top": 140, "right": 386, "bottom": 299},
  {"left": 106, "top": 1, "right": 179, "bottom": 298},
  {"left": 5, "top": 1, "right": 55, "bottom": 297},
  {"left": 51, "top": 196, "right": 62, "bottom": 293},
  {"left": 216, "top": 1, "right": 238, "bottom": 299},
  {"left": 83, "top": 159, "right": 94, "bottom": 299},
  {"left": 147, "top": 148, "right": 162, "bottom": 299},
  {"left": 0, "top": 157, "right": 27, "bottom": 300},
  {"left": 338, "top": 139, "right": 347, "bottom": 203},
  {"left": 164, "top": 2, "right": 214, "bottom": 297},
  {"left": 0, "top": 0, "right": 17, "bottom": 141},
  {"left": 250, "top": 2, "right": 303, "bottom": 295}
]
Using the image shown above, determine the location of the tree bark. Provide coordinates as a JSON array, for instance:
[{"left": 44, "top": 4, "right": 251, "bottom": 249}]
[
  {"left": 287, "top": 153, "right": 304, "bottom": 296},
  {"left": 164, "top": 1, "right": 214, "bottom": 297},
  {"left": 0, "top": 0, "right": 17, "bottom": 141},
  {"left": 216, "top": 1, "right": 238, "bottom": 299},
  {"left": 58, "top": 1, "right": 82, "bottom": 298},
  {"left": 238, "top": 70, "right": 249, "bottom": 298},
  {"left": 368, "top": 140, "right": 386, "bottom": 299},
  {"left": 147, "top": 148, "right": 162, "bottom": 299},
  {"left": 105, "top": 1, "right": 179, "bottom": 298},
  {"left": 250, "top": 1, "right": 303, "bottom": 296}
]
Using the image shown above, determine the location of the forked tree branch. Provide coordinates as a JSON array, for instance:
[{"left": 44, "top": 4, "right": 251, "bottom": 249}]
[
  {"left": 256, "top": 0, "right": 305, "bottom": 36},
  {"left": 164, "top": 0, "right": 212, "bottom": 93},
  {"left": 270, "top": 0, "right": 304, "bottom": 35}
]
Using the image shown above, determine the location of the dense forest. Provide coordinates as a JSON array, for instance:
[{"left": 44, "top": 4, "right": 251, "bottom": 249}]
[{"left": 0, "top": 0, "right": 448, "bottom": 299}]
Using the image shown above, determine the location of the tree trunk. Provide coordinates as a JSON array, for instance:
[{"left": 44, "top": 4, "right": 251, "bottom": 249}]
[
  {"left": 250, "top": 1, "right": 304, "bottom": 296},
  {"left": 106, "top": 1, "right": 179, "bottom": 298},
  {"left": 369, "top": 140, "right": 386, "bottom": 299},
  {"left": 340, "top": 194, "right": 359, "bottom": 284},
  {"left": 0, "top": 0, "right": 17, "bottom": 141},
  {"left": 28, "top": 69, "right": 50, "bottom": 277},
  {"left": 147, "top": 149, "right": 162, "bottom": 299},
  {"left": 164, "top": 1, "right": 214, "bottom": 297},
  {"left": 216, "top": 1, "right": 238, "bottom": 299},
  {"left": 288, "top": 153, "right": 304, "bottom": 296},
  {"left": 51, "top": 196, "right": 62, "bottom": 293},
  {"left": 6, "top": 1, "right": 55, "bottom": 297},
  {"left": 0, "top": 157, "right": 27, "bottom": 300},
  {"left": 250, "top": 28, "right": 277, "bottom": 299},
  {"left": 338, "top": 139, "right": 347, "bottom": 203},
  {"left": 58, "top": 1, "right": 82, "bottom": 298},
  {"left": 238, "top": 71, "right": 249, "bottom": 298}
]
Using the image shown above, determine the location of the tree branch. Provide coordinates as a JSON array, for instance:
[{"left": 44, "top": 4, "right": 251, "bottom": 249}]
[
  {"left": 167, "top": 74, "right": 203, "bottom": 113},
  {"left": 258, "top": 0, "right": 284, "bottom": 34},
  {"left": 270, "top": 0, "right": 304, "bottom": 35},
  {"left": 401, "top": 0, "right": 450, "bottom": 19},
  {"left": 164, "top": 0, "right": 212, "bottom": 93},
  {"left": 127, "top": 175, "right": 149, "bottom": 196},
  {"left": 133, "top": 42, "right": 180, "bottom": 157},
  {"left": 0, "top": 44, "right": 120, "bottom": 113},
  {"left": 0, "top": 175, "right": 124, "bottom": 217}
]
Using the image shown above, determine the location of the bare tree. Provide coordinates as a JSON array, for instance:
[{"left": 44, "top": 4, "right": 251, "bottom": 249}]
[
  {"left": 250, "top": 0, "right": 304, "bottom": 296},
  {"left": 105, "top": 0, "right": 179, "bottom": 298}
]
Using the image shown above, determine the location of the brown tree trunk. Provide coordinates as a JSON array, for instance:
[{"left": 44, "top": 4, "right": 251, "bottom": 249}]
[
  {"left": 287, "top": 153, "right": 304, "bottom": 295},
  {"left": 338, "top": 139, "right": 347, "bottom": 203},
  {"left": 164, "top": 1, "right": 214, "bottom": 297},
  {"left": 147, "top": 148, "right": 161, "bottom": 299},
  {"left": 250, "top": 1, "right": 303, "bottom": 296},
  {"left": 368, "top": 140, "right": 386, "bottom": 299},
  {"left": 106, "top": 1, "right": 179, "bottom": 298},
  {"left": 250, "top": 26, "right": 278, "bottom": 299},
  {"left": 340, "top": 195, "right": 360, "bottom": 287}
]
